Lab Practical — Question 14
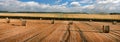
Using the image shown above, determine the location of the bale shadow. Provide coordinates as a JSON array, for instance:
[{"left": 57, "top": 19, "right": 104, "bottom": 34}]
[
  {"left": 11, "top": 24, "right": 21, "bottom": 26},
  {"left": 60, "top": 30, "right": 99, "bottom": 33}
]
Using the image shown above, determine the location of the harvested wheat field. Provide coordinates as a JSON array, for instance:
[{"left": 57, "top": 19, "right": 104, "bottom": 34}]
[
  {"left": 0, "top": 0, "right": 120, "bottom": 42},
  {"left": 0, "top": 13, "right": 120, "bottom": 20},
  {"left": 0, "top": 18, "right": 120, "bottom": 42}
]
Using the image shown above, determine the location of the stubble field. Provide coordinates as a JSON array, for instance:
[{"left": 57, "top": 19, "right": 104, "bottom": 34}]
[
  {"left": 0, "top": 18, "right": 120, "bottom": 42},
  {"left": 0, "top": 13, "right": 120, "bottom": 20}
]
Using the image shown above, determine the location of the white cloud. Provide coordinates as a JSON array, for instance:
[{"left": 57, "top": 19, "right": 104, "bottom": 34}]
[
  {"left": 80, "top": 0, "right": 94, "bottom": 3},
  {"left": 93, "top": 0, "right": 120, "bottom": 13},
  {"left": 83, "top": 5, "right": 94, "bottom": 9},
  {"left": 55, "top": 0, "right": 62, "bottom": 4},
  {"left": 98, "top": 0, "right": 120, "bottom": 4},
  {"left": 0, "top": 0, "right": 120, "bottom": 13},
  {"left": 25, "top": 1, "right": 39, "bottom": 6},
  {"left": 70, "top": 2, "right": 80, "bottom": 7},
  {"left": 0, "top": 0, "right": 67, "bottom": 12},
  {"left": 61, "top": 2, "right": 68, "bottom": 6}
]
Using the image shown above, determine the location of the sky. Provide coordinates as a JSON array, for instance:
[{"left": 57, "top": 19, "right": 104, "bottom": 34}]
[{"left": 0, "top": 0, "right": 120, "bottom": 13}]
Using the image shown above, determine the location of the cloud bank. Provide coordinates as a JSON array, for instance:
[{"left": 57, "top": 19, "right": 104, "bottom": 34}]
[{"left": 0, "top": 0, "right": 120, "bottom": 13}]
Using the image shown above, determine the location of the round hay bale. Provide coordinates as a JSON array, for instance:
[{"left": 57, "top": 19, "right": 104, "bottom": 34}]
[
  {"left": 6, "top": 17, "right": 8, "bottom": 19},
  {"left": 51, "top": 19, "right": 55, "bottom": 24},
  {"left": 112, "top": 21, "right": 117, "bottom": 25},
  {"left": 69, "top": 21, "right": 73, "bottom": 25},
  {"left": 6, "top": 17, "right": 10, "bottom": 23},
  {"left": 40, "top": 18, "right": 42, "bottom": 20},
  {"left": 20, "top": 18, "right": 23, "bottom": 21},
  {"left": 89, "top": 20, "right": 92, "bottom": 22},
  {"left": 22, "top": 20, "right": 26, "bottom": 26},
  {"left": 103, "top": 25, "right": 110, "bottom": 33}
]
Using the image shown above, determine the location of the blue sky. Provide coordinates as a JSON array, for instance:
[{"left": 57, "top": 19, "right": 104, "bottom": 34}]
[
  {"left": 19, "top": 0, "right": 74, "bottom": 6},
  {"left": 19, "top": 0, "right": 94, "bottom": 6},
  {"left": 20, "top": 0, "right": 57, "bottom": 4},
  {"left": 0, "top": 0, "right": 120, "bottom": 13}
]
